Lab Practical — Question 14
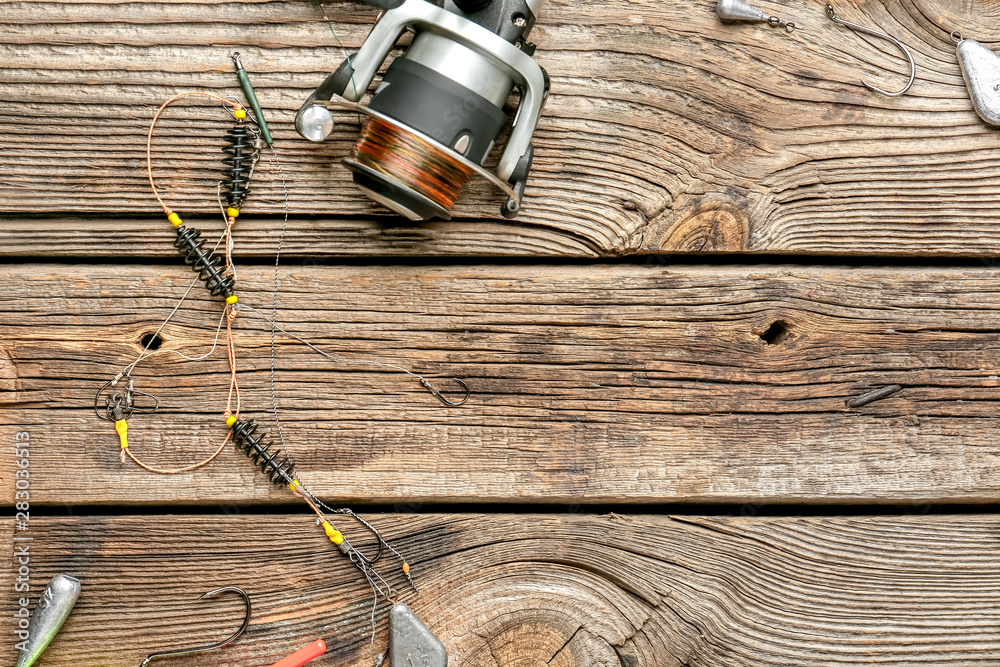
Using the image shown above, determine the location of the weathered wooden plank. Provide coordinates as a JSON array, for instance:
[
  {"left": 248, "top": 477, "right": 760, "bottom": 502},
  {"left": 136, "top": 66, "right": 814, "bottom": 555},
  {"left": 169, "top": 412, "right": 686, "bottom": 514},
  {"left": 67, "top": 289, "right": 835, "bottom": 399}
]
[
  {"left": 0, "top": 215, "right": 599, "bottom": 257},
  {"left": 3, "top": 0, "right": 1000, "bottom": 256},
  {"left": 2, "top": 513, "right": 998, "bottom": 666},
  {"left": 3, "top": 263, "right": 1000, "bottom": 505}
]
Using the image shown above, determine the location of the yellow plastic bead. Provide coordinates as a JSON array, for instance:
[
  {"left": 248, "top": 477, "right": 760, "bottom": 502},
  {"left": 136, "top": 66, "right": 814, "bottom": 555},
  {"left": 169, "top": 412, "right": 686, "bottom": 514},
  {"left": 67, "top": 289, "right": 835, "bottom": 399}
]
[
  {"left": 167, "top": 212, "right": 182, "bottom": 227},
  {"left": 115, "top": 419, "right": 129, "bottom": 449},
  {"left": 402, "top": 562, "right": 410, "bottom": 574},
  {"left": 226, "top": 295, "right": 238, "bottom": 305},
  {"left": 235, "top": 108, "right": 247, "bottom": 119},
  {"left": 323, "top": 522, "right": 344, "bottom": 545},
  {"left": 227, "top": 207, "right": 240, "bottom": 219},
  {"left": 226, "top": 416, "right": 237, "bottom": 427}
]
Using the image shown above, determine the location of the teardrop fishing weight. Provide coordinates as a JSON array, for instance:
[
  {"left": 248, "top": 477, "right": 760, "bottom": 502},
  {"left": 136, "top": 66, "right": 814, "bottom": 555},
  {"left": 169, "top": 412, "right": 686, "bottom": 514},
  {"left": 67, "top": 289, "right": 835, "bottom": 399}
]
[
  {"left": 388, "top": 603, "right": 447, "bottom": 667},
  {"left": 715, "top": 0, "right": 795, "bottom": 32},
  {"left": 952, "top": 30, "right": 1000, "bottom": 126},
  {"left": 173, "top": 226, "right": 236, "bottom": 298},
  {"left": 230, "top": 418, "right": 297, "bottom": 486}
]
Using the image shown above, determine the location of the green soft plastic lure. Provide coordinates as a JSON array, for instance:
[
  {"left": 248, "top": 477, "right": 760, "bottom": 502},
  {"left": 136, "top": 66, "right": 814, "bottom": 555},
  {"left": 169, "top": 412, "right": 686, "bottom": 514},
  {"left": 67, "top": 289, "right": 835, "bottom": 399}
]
[{"left": 16, "top": 574, "right": 80, "bottom": 667}]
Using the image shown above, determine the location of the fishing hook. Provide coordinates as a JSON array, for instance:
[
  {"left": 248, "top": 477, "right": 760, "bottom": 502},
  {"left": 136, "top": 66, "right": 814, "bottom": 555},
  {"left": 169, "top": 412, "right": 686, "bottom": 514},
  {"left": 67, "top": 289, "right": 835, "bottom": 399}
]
[
  {"left": 825, "top": 3, "right": 916, "bottom": 97},
  {"left": 94, "top": 374, "right": 159, "bottom": 421},
  {"left": 334, "top": 507, "right": 387, "bottom": 565},
  {"left": 418, "top": 376, "right": 470, "bottom": 407},
  {"left": 139, "top": 586, "right": 251, "bottom": 666}
]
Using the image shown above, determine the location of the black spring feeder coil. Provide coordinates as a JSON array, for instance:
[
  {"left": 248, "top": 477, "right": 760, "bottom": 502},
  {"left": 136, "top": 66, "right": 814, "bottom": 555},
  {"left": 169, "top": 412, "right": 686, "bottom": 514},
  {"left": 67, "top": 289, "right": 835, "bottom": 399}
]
[
  {"left": 223, "top": 124, "right": 252, "bottom": 208},
  {"left": 230, "top": 418, "right": 296, "bottom": 486},
  {"left": 173, "top": 226, "right": 236, "bottom": 298}
]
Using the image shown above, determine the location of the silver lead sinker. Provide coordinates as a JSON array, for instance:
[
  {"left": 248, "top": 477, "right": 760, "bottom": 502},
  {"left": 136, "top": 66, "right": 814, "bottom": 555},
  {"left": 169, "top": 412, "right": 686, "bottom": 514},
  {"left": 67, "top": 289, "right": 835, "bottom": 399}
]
[
  {"left": 16, "top": 574, "right": 80, "bottom": 667},
  {"left": 388, "top": 602, "right": 447, "bottom": 666}
]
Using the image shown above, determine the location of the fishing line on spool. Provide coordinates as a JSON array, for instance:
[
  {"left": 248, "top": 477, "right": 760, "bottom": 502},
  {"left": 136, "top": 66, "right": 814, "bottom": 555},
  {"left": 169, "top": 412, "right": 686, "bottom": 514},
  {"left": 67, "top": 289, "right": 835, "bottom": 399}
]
[{"left": 349, "top": 117, "right": 475, "bottom": 213}]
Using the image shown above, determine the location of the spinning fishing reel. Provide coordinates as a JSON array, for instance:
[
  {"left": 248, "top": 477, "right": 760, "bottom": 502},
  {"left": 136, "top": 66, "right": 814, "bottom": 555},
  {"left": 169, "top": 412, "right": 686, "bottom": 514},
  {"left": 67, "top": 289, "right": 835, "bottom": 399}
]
[{"left": 296, "top": 0, "right": 549, "bottom": 221}]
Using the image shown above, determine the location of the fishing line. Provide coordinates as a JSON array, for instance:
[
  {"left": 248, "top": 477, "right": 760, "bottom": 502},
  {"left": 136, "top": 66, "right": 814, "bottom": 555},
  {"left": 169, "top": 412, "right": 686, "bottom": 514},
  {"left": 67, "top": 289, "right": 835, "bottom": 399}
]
[
  {"left": 320, "top": 3, "right": 358, "bottom": 102},
  {"left": 174, "top": 309, "right": 228, "bottom": 362},
  {"left": 349, "top": 117, "right": 474, "bottom": 213},
  {"left": 238, "top": 303, "right": 469, "bottom": 405},
  {"left": 266, "top": 144, "right": 291, "bottom": 456}
]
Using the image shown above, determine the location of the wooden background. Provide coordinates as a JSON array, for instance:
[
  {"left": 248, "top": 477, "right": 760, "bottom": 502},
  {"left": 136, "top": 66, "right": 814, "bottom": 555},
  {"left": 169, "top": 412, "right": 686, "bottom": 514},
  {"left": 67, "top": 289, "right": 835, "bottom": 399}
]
[{"left": 3, "top": 0, "right": 1000, "bottom": 664}]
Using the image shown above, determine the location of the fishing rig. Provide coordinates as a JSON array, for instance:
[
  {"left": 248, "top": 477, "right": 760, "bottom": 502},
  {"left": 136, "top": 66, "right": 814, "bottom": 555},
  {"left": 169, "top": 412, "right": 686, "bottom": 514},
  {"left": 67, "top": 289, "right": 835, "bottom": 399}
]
[
  {"left": 94, "top": 54, "right": 457, "bottom": 663},
  {"left": 296, "top": 0, "right": 550, "bottom": 221}
]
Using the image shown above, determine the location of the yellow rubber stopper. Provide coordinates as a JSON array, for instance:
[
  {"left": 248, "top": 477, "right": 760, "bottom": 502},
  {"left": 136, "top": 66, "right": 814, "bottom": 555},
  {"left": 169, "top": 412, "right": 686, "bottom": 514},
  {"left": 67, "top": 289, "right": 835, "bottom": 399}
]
[
  {"left": 227, "top": 207, "right": 240, "bottom": 219},
  {"left": 323, "top": 522, "right": 344, "bottom": 545},
  {"left": 167, "top": 212, "right": 182, "bottom": 227},
  {"left": 226, "top": 416, "right": 237, "bottom": 427},
  {"left": 226, "top": 295, "right": 239, "bottom": 305},
  {"left": 115, "top": 419, "right": 129, "bottom": 449},
  {"left": 235, "top": 108, "right": 247, "bottom": 119}
]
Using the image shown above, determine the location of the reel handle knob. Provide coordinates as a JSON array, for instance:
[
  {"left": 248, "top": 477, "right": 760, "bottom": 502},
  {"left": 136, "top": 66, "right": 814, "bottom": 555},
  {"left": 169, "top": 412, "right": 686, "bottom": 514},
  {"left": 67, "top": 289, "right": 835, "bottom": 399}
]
[{"left": 297, "top": 106, "right": 335, "bottom": 143}]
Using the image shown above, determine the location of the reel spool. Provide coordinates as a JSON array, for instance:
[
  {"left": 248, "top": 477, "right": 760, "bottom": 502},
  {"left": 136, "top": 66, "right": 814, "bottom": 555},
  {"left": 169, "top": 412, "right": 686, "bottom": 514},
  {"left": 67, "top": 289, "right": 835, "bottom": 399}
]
[{"left": 295, "top": 0, "right": 549, "bottom": 221}]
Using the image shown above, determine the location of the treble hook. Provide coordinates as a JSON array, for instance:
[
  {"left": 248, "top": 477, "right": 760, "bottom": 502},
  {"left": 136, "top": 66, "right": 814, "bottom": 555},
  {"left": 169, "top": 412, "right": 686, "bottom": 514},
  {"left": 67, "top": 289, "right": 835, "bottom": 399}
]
[
  {"left": 825, "top": 3, "right": 916, "bottom": 97},
  {"left": 418, "top": 376, "right": 470, "bottom": 407},
  {"left": 139, "top": 586, "right": 251, "bottom": 667}
]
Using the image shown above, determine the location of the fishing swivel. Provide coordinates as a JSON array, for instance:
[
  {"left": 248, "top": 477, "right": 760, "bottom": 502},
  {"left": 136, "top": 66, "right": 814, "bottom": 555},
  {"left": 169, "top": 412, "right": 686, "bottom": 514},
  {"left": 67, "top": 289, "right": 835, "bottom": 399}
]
[{"left": 715, "top": 0, "right": 795, "bottom": 32}]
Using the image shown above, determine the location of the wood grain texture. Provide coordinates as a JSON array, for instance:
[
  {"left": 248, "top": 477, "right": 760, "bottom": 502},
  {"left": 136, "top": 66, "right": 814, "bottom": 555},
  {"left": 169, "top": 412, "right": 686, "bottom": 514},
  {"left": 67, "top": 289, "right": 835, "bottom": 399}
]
[
  {"left": 2, "top": 513, "right": 998, "bottom": 666},
  {"left": 4, "top": 0, "right": 1000, "bottom": 256},
  {"left": 4, "top": 262, "right": 1000, "bottom": 505}
]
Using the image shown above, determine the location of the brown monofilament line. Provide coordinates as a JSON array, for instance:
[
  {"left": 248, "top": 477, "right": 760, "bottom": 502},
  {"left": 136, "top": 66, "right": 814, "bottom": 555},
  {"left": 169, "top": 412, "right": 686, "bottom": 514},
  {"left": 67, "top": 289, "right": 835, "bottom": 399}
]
[
  {"left": 124, "top": 207, "right": 242, "bottom": 475},
  {"left": 146, "top": 91, "right": 241, "bottom": 215},
  {"left": 350, "top": 117, "right": 473, "bottom": 211}
]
